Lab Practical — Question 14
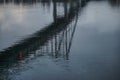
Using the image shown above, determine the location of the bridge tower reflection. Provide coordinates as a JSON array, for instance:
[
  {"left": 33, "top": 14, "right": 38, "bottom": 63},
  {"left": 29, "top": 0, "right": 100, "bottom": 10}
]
[
  {"left": 0, "top": 1, "right": 88, "bottom": 79},
  {"left": 0, "top": 0, "right": 85, "bottom": 65},
  {"left": 34, "top": 14, "right": 78, "bottom": 60},
  {"left": 28, "top": 0, "right": 79, "bottom": 60}
]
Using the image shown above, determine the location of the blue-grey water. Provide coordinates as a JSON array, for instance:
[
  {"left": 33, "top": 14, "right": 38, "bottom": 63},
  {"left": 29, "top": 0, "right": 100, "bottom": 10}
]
[{"left": 0, "top": 0, "right": 120, "bottom": 80}]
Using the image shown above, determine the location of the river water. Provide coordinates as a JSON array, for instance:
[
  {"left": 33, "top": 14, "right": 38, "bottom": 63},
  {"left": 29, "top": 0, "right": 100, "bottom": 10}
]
[{"left": 0, "top": 0, "right": 120, "bottom": 80}]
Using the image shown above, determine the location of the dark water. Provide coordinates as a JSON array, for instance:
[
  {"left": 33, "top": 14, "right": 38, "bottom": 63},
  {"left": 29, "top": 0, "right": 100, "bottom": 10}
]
[{"left": 0, "top": 0, "right": 120, "bottom": 80}]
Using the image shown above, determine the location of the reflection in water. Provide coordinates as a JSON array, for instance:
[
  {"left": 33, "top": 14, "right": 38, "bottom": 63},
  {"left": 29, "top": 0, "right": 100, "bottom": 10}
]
[
  {"left": 0, "top": 3, "right": 53, "bottom": 50},
  {"left": 0, "top": 0, "right": 81, "bottom": 60},
  {"left": 0, "top": 0, "right": 120, "bottom": 80},
  {"left": 0, "top": 0, "right": 83, "bottom": 80}
]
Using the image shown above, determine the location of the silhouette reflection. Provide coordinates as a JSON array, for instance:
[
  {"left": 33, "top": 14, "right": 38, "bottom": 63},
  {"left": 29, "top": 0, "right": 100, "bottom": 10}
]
[
  {"left": 0, "top": 1, "right": 90, "bottom": 79},
  {"left": 0, "top": 0, "right": 119, "bottom": 80},
  {"left": 0, "top": 0, "right": 83, "bottom": 60}
]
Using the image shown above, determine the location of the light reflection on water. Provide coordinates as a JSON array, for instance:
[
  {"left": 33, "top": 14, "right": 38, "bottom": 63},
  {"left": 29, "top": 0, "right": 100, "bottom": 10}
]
[
  {"left": 0, "top": 0, "right": 120, "bottom": 80},
  {"left": 0, "top": 3, "right": 53, "bottom": 50}
]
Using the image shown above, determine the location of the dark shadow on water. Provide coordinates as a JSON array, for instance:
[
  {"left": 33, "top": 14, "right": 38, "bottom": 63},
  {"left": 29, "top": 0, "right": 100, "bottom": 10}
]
[
  {"left": 0, "top": 0, "right": 80, "bottom": 61},
  {"left": 0, "top": 0, "right": 91, "bottom": 79},
  {"left": 109, "top": 0, "right": 120, "bottom": 7},
  {"left": 0, "top": 0, "right": 119, "bottom": 80}
]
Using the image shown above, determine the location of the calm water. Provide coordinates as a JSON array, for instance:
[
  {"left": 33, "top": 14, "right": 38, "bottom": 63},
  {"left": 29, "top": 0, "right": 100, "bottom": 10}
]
[{"left": 0, "top": 0, "right": 120, "bottom": 80}]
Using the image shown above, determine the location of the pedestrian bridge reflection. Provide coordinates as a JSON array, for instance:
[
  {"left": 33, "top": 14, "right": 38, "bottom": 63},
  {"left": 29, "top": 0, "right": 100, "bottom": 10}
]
[
  {"left": 0, "top": 0, "right": 89, "bottom": 67},
  {"left": 0, "top": 1, "right": 84, "bottom": 80}
]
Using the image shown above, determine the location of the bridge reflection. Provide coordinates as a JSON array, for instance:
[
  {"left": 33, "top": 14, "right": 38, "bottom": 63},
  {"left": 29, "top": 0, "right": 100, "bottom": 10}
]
[
  {"left": 0, "top": 0, "right": 89, "bottom": 67},
  {"left": 0, "top": 1, "right": 88, "bottom": 79},
  {"left": 0, "top": 0, "right": 119, "bottom": 80}
]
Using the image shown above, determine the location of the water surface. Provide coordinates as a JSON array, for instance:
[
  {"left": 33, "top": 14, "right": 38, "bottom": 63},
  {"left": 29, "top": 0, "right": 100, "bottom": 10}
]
[{"left": 0, "top": 0, "right": 120, "bottom": 80}]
